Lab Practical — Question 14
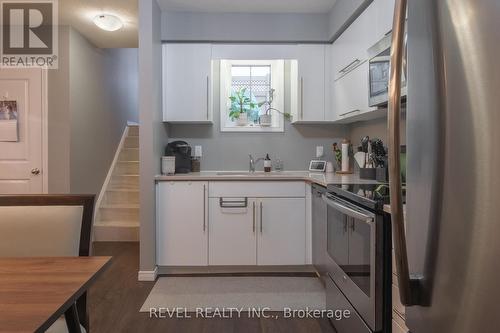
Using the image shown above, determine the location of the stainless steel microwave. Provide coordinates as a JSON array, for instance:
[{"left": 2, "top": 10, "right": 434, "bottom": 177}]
[{"left": 368, "top": 31, "right": 407, "bottom": 107}]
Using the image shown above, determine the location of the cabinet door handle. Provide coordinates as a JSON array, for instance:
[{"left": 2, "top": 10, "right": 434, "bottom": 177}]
[
  {"left": 338, "top": 109, "right": 360, "bottom": 117},
  {"left": 203, "top": 184, "right": 206, "bottom": 232},
  {"left": 300, "top": 77, "right": 304, "bottom": 119},
  {"left": 339, "top": 58, "right": 361, "bottom": 75},
  {"left": 206, "top": 76, "right": 210, "bottom": 120},
  {"left": 252, "top": 201, "right": 256, "bottom": 233},
  {"left": 260, "top": 202, "right": 263, "bottom": 233}
]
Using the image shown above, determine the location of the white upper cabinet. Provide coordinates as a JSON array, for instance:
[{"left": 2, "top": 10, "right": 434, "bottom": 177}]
[
  {"left": 162, "top": 43, "right": 213, "bottom": 123},
  {"left": 292, "top": 45, "right": 326, "bottom": 122},
  {"left": 329, "top": 0, "right": 394, "bottom": 121},
  {"left": 374, "top": 0, "right": 396, "bottom": 38}
]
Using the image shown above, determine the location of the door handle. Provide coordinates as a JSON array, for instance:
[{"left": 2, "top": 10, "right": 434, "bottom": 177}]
[
  {"left": 260, "top": 201, "right": 263, "bottom": 233},
  {"left": 31, "top": 168, "right": 40, "bottom": 175},
  {"left": 203, "top": 184, "right": 206, "bottom": 232},
  {"left": 300, "top": 77, "right": 304, "bottom": 119},
  {"left": 338, "top": 109, "right": 361, "bottom": 117},
  {"left": 206, "top": 76, "right": 210, "bottom": 120},
  {"left": 252, "top": 201, "right": 256, "bottom": 233},
  {"left": 388, "top": 0, "right": 422, "bottom": 306},
  {"left": 339, "top": 58, "right": 361, "bottom": 75}
]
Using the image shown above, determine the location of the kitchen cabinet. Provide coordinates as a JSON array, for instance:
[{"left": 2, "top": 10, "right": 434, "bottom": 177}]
[
  {"left": 156, "top": 181, "right": 208, "bottom": 266},
  {"left": 162, "top": 43, "right": 213, "bottom": 123},
  {"left": 208, "top": 181, "right": 306, "bottom": 266},
  {"left": 257, "top": 198, "right": 306, "bottom": 265},
  {"left": 330, "top": 3, "right": 379, "bottom": 82},
  {"left": 328, "top": 0, "right": 394, "bottom": 122},
  {"left": 332, "top": 61, "right": 374, "bottom": 122},
  {"left": 292, "top": 45, "right": 326, "bottom": 122},
  {"left": 208, "top": 198, "right": 257, "bottom": 265}
]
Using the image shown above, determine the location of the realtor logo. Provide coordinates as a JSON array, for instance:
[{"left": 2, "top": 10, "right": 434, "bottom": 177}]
[{"left": 0, "top": 0, "right": 58, "bottom": 68}]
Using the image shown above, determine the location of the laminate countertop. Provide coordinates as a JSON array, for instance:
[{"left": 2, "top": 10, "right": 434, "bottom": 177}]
[{"left": 155, "top": 171, "right": 380, "bottom": 188}]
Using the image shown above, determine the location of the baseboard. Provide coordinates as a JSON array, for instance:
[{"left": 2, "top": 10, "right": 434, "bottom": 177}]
[{"left": 138, "top": 266, "right": 158, "bottom": 281}]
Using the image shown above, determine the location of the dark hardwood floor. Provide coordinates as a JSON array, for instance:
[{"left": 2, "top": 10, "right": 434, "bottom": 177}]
[{"left": 89, "top": 242, "right": 336, "bottom": 333}]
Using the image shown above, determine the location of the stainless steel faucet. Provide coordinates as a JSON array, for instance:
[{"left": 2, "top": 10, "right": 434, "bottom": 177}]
[{"left": 249, "top": 154, "right": 264, "bottom": 172}]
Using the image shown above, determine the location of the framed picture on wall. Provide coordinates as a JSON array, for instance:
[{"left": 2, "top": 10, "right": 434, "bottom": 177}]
[{"left": 0, "top": 101, "right": 19, "bottom": 142}]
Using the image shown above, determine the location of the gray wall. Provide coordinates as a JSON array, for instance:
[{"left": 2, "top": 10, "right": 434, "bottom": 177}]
[
  {"left": 168, "top": 61, "right": 349, "bottom": 171},
  {"left": 162, "top": 11, "right": 330, "bottom": 42},
  {"left": 161, "top": 1, "right": 374, "bottom": 43},
  {"left": 105, "top": 49, "right": 139, "bottom": 124},
  {"left": 69, "top": 30, "right": 137, "bottom": 194},
  {"left": 139, "top": 0, "right": 168, "bottom": 272},
  {"left": 48, "top": 26, "right": 71, "bottom": 193},
  {"left": 349, "top": 114, "right": 406, "bottom": 147}
]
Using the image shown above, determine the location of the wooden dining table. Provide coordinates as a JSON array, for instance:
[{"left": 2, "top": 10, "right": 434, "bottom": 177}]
[{"left": 0, "top": 256, "right": 112, "bottom": 333}]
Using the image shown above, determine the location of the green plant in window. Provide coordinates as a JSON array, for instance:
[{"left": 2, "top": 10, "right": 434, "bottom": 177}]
[
  {"left": 228, "top": 87, "right": 263, "bottom": 121},
  {"left": 261, "top": 89, "right": 292, "bottom": 121}
]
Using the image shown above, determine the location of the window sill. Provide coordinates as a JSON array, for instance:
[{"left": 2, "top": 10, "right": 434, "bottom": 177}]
[{"left": 220, "top": 124, "right": 284, "bottom": 133}]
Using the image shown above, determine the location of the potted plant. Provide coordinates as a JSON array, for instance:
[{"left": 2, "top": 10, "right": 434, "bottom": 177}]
[
  {"left": 259, "top": 89, "right": 292, "bottom": 126},
  {"left": 229, "top": 87, "right": 259, "bottom": 126}
]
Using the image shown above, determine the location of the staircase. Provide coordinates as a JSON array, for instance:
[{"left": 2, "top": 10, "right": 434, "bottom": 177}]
[{"left": 94, "top": 125, "right": 140, "bottom": 241}]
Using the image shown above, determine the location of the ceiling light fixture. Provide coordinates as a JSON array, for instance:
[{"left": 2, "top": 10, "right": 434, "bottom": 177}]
[{"left": 93, "top": 14, "right": 123, "bottom": 32}]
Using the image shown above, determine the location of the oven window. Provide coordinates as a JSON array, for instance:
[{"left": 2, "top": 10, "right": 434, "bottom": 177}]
[
  {"left": 327, "top": 206, "right": 372, "bottom": 297},
  {"left": 346, "top": 217, "right": 372, "bottom": 297}
]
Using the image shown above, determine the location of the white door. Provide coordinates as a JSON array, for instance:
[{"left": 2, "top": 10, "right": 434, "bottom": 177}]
[
  {"left": 0, "top": 69, "right": 45, "bottom": 194},
  {"left": 163, "top": 43, "right": 212, "bottom": 122},
  {"left": 209, "top": 197, "right": 257, "bottom": 265},
  {"left": 156, "top": 182, "right": 208, "bottom": 266},
  {"left": 257, "top": 198, "right": 306, "bottom": 265},
  {"left": 296, "top": 45, "right": 326, "bottom": 121}
]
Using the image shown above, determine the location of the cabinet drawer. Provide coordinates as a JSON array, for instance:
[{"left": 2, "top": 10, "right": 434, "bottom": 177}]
[{"left": 209, "top": 181, "right": 305, "bottom": 198}]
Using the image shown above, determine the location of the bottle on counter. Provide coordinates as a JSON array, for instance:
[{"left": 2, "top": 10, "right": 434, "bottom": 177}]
[{"left": 264, "top": 154, "right": 272, "bottom": 172}]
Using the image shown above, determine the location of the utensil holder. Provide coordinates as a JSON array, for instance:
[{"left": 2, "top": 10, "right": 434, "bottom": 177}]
[
  {"left": 359, "top": 167, "right": 376, "bottom": 180},
  {"left": 376, "top": 167, "right": 388, "bottom": 182}
]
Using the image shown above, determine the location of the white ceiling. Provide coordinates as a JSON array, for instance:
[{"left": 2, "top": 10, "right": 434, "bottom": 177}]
[
  {"left": 59, "top": 0, "right": 138, "bottom": 48},
  {"left": 157, "top": 0, "right": 337, "bottom": 14}
]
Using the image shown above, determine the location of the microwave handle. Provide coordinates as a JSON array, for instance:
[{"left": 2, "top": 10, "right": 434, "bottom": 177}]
[{"left": 322, "top": 194, "right": 374, "bottom": 223}]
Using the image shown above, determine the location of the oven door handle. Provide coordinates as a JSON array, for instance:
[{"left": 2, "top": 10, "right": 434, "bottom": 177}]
[{"left": 322, "top": 194, "right": 374, "bottom": 223}]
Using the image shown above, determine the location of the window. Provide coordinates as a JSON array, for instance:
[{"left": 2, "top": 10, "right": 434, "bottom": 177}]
[{"left": 220, "top": 60, "right": 285, "bottom": 132}]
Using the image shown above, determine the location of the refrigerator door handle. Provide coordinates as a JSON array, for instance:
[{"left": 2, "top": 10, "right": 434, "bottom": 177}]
[{"left": 388, "top": 0, "right": 422, "bottom": 307}]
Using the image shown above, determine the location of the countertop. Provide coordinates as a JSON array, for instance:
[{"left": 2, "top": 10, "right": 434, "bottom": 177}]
[{"left": 155, "top": 171, "right": 380, "bottom": 187}]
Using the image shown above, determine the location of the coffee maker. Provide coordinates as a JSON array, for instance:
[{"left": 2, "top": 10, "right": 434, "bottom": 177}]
[{"left": 165, "top": 141, "right": 192, "bottom": 173}]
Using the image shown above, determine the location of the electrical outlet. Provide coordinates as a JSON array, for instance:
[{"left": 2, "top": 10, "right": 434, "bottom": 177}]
[
  {"left": 194, "top": 145, "right": 202, "bottom": 157},
  {"left": 316, "top": 146, "right": 324, "bottom": 158}
]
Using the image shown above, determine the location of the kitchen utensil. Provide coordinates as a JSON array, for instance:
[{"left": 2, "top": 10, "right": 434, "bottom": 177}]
[{"left": 354, "top": 152, "right": 366, "bottom": 168}]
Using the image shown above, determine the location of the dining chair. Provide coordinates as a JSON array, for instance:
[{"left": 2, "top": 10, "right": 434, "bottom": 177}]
[{"left": 0, "top": 195, "right": 95, "bottom": 333}]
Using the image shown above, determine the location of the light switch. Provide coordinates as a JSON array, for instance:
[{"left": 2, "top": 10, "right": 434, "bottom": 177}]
[{"left": 316, "top": 146, "right": 324, "bottom": 158}]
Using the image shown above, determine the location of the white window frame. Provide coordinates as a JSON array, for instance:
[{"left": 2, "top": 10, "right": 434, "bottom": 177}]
[{"left": 220, "top": 59, "right": 285, "bottom": 132}]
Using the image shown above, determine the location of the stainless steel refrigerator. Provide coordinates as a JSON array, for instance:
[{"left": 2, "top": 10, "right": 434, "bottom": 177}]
[{"left": 388, "top": 0, "right": 500, "bottom": 332}]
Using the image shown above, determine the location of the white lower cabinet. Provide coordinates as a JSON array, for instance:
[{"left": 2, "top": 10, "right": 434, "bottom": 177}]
[
  {"left": 156, "top": 181, "right": 208, "bottom": 266},
  {"left": 209, "top": 198, "right": 257, "bottom": 265},
  {"left": 257, "top": 198, "right": 306, "bottom": 265},
  {"left": 157, "top": 181, "right": 307, "bottom": 267}
]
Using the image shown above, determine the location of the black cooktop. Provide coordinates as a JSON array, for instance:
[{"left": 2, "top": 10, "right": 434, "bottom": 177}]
[{"left": 327, "top": 183, "right": 404, "bottom": 212}]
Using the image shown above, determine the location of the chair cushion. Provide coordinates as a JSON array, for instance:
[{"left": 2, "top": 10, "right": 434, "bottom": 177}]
[{"left": 0, "top": 206, "right": 83, "bottom": 257}]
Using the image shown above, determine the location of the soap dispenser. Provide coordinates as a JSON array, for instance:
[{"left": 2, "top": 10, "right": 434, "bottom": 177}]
[{"left": 264, "top": 154, "right": 272, "bottom": 172}]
